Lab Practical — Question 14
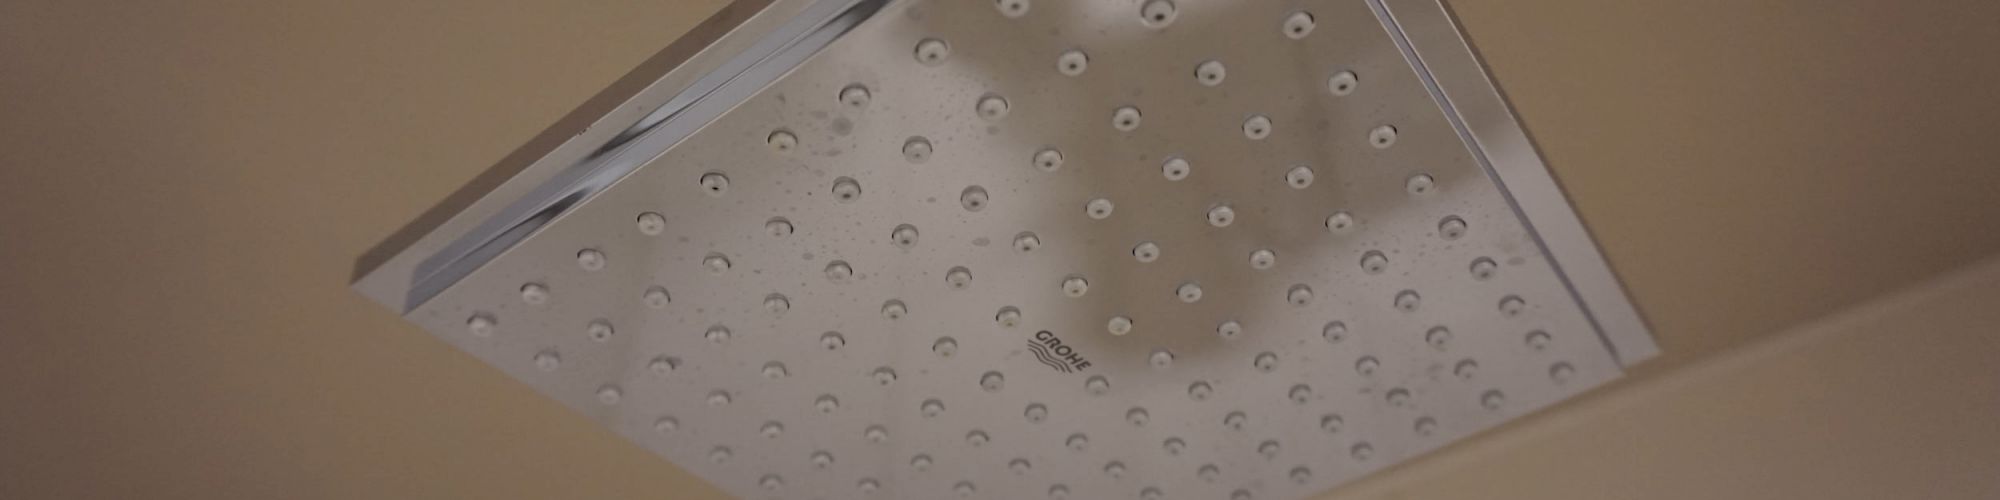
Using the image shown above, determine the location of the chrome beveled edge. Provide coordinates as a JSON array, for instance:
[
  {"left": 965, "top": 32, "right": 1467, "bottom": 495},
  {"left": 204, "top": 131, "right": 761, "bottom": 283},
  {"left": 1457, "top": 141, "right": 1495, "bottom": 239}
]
[
  {"left": 1372, "top": 0, "right": 1660, "bottom": 367},
  {"left": 352, "top": 0, "right": 887, "bottom": 313}
]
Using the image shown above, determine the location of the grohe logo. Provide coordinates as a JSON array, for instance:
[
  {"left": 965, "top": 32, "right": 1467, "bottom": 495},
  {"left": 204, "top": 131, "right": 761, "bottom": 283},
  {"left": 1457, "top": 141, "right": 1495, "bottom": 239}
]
[{"left": 1028, "top": 330, "right": 1092, "bottom": 373}]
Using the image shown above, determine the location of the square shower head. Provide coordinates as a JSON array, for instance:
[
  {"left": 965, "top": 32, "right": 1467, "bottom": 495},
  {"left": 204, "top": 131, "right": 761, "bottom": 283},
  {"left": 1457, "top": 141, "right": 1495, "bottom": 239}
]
[{"left": 353, "top": 0, "right": 1656, "bottom": 498}]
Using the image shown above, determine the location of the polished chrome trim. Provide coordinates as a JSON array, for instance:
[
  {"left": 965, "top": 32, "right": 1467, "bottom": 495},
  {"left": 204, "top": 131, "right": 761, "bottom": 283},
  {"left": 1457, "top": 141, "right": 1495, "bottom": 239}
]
[
  {"left": 1372, "top": 0, "right": 1660, "bottom": 366},
  {"left": 351, "top": 0, "right": 884, "bottom": 312}
]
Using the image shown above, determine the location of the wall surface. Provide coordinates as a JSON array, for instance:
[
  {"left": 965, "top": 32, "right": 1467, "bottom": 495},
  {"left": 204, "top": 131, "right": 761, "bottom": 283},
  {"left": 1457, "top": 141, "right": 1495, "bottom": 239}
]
[{"left": 2, "top": 0, "right": 1997, "bottom": 499}]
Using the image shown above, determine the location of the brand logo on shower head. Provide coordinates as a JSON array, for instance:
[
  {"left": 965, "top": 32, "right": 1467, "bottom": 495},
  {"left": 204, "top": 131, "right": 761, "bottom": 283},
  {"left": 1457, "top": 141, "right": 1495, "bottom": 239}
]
[{"left": 1028, "top": 330, "right": 1092, "bottom": 373}]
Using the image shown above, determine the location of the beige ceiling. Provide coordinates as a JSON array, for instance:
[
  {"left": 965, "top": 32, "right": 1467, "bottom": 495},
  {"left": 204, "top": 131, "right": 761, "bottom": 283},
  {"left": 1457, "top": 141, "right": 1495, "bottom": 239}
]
[{"left": 2, "top": 0, "right": 1997, "bottom": 498}]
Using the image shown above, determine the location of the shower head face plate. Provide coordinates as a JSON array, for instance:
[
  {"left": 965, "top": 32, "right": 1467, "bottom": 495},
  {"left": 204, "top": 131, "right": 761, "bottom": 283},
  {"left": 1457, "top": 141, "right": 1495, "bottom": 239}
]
[{"left": 359, "top": 0, "right": 1656, "bottom": 498}]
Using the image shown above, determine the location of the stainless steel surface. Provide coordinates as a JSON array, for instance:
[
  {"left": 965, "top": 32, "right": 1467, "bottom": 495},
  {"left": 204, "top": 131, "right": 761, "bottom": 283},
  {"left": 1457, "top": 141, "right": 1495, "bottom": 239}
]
[
  {"left": 358, "top": 0, "right": 1652, "bottom": 498},
  {"left": 1374, "top": 0, "right": 1657, "bottom": 364}
]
